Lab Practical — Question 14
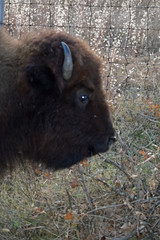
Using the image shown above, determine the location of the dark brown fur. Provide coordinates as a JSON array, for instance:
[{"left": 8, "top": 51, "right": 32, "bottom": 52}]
[{"left": 0, "top": 29, "right": 115, "bottom": 173}]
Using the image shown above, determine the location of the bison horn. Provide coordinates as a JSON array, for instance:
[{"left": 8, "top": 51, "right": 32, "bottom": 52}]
[{"left": 61, "top": 42, "right": 73, "bottom": 81}]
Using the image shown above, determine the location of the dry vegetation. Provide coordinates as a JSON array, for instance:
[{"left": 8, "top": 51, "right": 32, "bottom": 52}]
[
  {"left": 0, "top": 54, "right": 159, "bottom": 240},
  {"left": 0, "top": 0, "right": 160, "bottom": 239}
]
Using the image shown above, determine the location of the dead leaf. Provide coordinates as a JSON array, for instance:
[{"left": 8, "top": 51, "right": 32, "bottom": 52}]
[
  {"left": 70, "top": 179, "right": 79, "bottom": 188},
  {"left": 80, "top": 159, "right": 90, "bottom": 166},
  {"left": 44, "top": 172, "right": 50, "bottom": 179},
  {"left": 65, "top": 212, "right": 74, "bottom": 220},
  {"left": 35, "top": 169, "right": 42, "bottom": 175},
  {"left": 115, "top": 179, "right": 121, "bottom": 187},
  {"left": 139, "top": 150, "right": 146, "bottom": 155},
  {"left": 33, "top": 207, "right": 41, "bottom": 212}
]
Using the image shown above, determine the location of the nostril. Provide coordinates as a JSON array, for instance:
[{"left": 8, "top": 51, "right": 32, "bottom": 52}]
[
  {"left": 108, "top": 136, "right": 116, "bottom": 146},
  {"left": 109, "top": 136, "right": 116, "bottom": 142}
]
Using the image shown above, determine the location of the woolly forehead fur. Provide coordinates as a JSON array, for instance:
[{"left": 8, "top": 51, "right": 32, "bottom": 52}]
[{"left": 19, "top": 30, "right": 102, "bottom": 86}]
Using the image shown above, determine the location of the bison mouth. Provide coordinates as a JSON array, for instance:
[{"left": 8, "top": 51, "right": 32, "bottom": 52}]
[
  {"left": 60, "top": 136, "right": 116, "bottom": 169},
  {"left": 88, "top": 136, "right": 116, "bottom": 156},
  {"left": 87, "top": 144, "right": 109, "bottom": 156},
  {"left": 46, "top": 136, "right": 116, "bottom": 170}
]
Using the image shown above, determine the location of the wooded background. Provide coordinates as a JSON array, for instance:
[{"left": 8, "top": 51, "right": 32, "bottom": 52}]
[{"left": 3, "top": 0, "right": 160, "bottom": 92}]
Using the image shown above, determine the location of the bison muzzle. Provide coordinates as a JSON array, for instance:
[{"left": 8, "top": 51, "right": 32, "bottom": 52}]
[{"left": 0, "top": 29, "right": 115, "bottom": 173}]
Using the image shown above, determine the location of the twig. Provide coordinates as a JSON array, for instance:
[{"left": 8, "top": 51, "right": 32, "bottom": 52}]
[
  {"left": 145, "top": 223, "right": 156, "bottom": 240},
  {"left": 78, "top": 168, "right": 128, "bottom": 198},
  {"left": 99, "top": 153, "right": 131, "bottom": 180},
  {"left": 24, "top": 226, "right": 45, "bottom": 231},
  {"left": 148, "top": 200, "right": 160, "bottom": 220},
  {"left": 116, "top": 127, "right": 133, "bottom": 163},
  {"left": 87, "top": 204, "right": 124, "bottom": 214},
  {"left": 116, "top": 126, "right": 142, "bottom": 201},
  {"left": 130, "top": 196, "right": 160, "bottom": 205},
  {"left": 137, "top": 153, "right": 159, "bottom": 166},
  {"left": 65, "top": 188, "right": 72, "bottom": 210},
  {"left": 115, "top": 127, "right": 141, "bottom": 201},
  {"left": 112, "top": 224, "right": 146, "bottom": 240},
  {"left": 152, "top": 217, "right": 160, "bottom": 230},
  {"left": 78, "top": 165, "right": 93, "bottom": 210},
  {"left": 95, "top": 177, "right": 126, "bottom": 197},
  {"left": 137, "top": 112, "right": 160, "bottom": 124},
  {"left": 43, "top": 196, "right": 54, "bottom": 216},
  {"left": 87, "top": 197, "right": 160, "bottom": 214}
]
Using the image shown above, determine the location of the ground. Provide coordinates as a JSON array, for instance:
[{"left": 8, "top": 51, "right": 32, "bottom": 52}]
[{"left": 0, "top": 54, "right": 159, "bottom": 240}]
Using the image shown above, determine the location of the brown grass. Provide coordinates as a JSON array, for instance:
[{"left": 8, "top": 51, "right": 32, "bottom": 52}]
[
  {"left": 0, "top": 53, "right": 159, "bottom": 239},
  {"left": 1, "top": 0, "right": 160, "bottom": 239}
]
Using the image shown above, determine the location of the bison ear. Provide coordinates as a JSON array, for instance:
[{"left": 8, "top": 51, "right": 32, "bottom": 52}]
[{"left": 25, "top": 64, "right": 59, "bottom": 94}]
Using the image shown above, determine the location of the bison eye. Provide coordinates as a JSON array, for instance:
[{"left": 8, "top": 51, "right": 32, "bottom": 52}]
[{"left": 80, "top": 95, "right": 89, "bottom": 104}]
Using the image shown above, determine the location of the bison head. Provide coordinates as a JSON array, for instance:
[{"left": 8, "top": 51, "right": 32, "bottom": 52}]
[{"left": 16, "top": 30, "right": 115, "bottom": 170}]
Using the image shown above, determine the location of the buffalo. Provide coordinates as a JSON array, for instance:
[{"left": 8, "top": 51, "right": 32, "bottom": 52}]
[{"left": 0, "top": 29, "right": 115, "bottom": 174}]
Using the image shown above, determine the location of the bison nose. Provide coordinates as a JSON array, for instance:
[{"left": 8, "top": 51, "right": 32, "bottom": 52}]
[
  {"left": 108, "top": 135, "right": 116, "bottom": 147},
  {"left": 89, "top": 135, "right": 116, "bottom": 155}
]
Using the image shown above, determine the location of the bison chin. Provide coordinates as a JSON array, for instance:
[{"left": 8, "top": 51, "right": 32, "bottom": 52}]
[
  {"left": 46, "top": 154, "right": 83, "bottom": 170},
  {"left": 89, "top": 136, "right": 116, "bottom": 155},
  {"left": 41, "top": 136, "right": 115, "bottom": 170}
]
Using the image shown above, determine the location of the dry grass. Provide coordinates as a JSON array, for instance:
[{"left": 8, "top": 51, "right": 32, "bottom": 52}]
[
  {"left": 1, "top": 0, "right": 160, "bottom": 239},
  {"left": 0, "top": 54, "right": 159, "bottom": 240}
]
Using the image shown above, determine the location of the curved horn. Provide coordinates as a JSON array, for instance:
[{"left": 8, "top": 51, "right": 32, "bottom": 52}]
[{"left": 61, "top": 41, "right": 73, "bottom": 81}]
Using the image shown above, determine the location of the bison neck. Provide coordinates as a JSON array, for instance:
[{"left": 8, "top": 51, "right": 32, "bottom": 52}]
[
  {"left": 0, "top": 102, "right": 36, "bottom": 174},
  {"left": 0, "top": 35, "right": 31, "bottom": 173}
]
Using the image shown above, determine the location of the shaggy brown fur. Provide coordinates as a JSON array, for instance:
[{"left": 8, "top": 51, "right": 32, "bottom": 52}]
[{"left": 0, "top": 29, "right": 115, "bottom": 173}]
